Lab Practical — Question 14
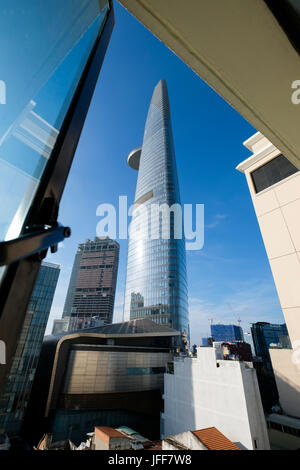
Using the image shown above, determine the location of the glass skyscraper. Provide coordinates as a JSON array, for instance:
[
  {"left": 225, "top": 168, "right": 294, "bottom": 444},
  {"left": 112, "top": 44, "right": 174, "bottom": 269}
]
[
  {"left": 123, "top": 80, "right": 189, "bottom": 347},
  {"left": 211, "top": 324, "right": 244, "bottom": 343},
  {"left": 0, "top": 261, "right": 60, "bottom": 435},
  {"left": 251, "top": 322, "right": 289, "bottom": 373}
]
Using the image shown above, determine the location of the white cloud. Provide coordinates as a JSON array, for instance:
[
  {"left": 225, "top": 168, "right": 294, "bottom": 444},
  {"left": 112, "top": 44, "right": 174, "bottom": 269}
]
[{"left": 205, "top": 213, "right": 227, "bottom": 230}]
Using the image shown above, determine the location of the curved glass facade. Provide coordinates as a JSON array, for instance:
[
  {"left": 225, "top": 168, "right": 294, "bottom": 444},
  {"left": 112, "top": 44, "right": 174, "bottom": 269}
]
[{"left": 123, "top": 80, "right": 189, "bottom": 346}]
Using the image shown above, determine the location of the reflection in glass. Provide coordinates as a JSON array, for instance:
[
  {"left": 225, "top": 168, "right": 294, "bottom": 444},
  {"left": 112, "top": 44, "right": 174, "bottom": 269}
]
[{"left": 0, "top": 0, "right": 109, "bottom": 243}]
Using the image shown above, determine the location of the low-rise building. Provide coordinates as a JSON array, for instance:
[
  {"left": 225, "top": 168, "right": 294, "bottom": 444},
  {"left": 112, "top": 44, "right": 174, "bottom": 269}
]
[
  {"left": 162, "top": 345, "right": 270, "bottom": 450},
  {"left": 24, "top": 318, "right": 179, "bottom": 446},
  {"left": 94, "top": 426, "right": 134, "bottom": 450},
  {"left": 162, "top": 427, "right": 240, "bottom": 451}
]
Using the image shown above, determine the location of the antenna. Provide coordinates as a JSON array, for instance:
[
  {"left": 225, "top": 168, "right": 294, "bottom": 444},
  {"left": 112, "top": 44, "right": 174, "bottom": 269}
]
[{"left": 237, "top": 317, "right": 242, "bottom": 326}]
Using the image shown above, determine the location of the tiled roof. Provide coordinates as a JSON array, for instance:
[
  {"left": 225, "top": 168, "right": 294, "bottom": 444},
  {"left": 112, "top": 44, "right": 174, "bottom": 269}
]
[
  {"left": 95, "top": 426, "right": 128, "bottom": 439},
  {"left": 192, "top": 427, "right": 240, "bottom": 450}
]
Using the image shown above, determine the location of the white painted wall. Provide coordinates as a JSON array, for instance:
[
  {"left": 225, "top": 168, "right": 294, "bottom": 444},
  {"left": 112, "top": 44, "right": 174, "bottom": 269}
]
[
  {"left": 162, "top": 431, "right": 207, "bottom": 450},
  {"left": 162, "top": 347, "right": 270, "bottom": 450},
  {"left": 270, "top": 348, "right": 300, "bottom": 418},
  {"left": 237, "top": 132, "right": 300, "bottom": 418},
  {"left": 239, "top": 137, "right": 300, "bottom": 346}
]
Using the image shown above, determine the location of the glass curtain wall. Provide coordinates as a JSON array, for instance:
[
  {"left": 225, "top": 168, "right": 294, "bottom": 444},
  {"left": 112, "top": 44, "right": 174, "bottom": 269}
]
[{"left": 123, "top": 80, "right": 189, "bottom": 347}]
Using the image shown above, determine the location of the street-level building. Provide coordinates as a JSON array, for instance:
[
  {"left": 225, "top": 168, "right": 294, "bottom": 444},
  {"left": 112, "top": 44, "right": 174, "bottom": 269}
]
[
  {"left": 24, "top": 318, "right": 179, "bottom": 446},
  {"left": 162, "top": 345, "right": 270, "bottom": 450}
]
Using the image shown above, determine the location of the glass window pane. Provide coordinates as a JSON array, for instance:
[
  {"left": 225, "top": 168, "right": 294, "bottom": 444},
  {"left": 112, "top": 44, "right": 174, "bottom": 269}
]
[
  {"left": 251, "top": 154, "right": 298, "bottom": 193},
  {"left": 0, "top": 0, "right": 109, "bottom": 242}
]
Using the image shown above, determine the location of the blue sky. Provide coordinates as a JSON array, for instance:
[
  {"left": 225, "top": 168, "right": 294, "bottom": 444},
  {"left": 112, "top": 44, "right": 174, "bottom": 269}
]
[{"left": 45, "top": 1, "right": 284, "bottom": 343}]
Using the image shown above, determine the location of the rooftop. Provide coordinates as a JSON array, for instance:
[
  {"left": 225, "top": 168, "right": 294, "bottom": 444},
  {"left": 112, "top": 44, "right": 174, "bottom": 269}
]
[
  {"left": 236, "top": 131, "right": 278, "bottom": 173},
  {"left": 41, "top": 261, "right": 60, "bottom": 269},
  {"left": 192, "top": 427, "right": 240, "bottom": 451},
  {"left": 95, "top": 426, "right": 129, "bottom": 439},
  {"left": 93, "top": 318, "right": 179, "bottom": 336},
  {"left": 48, "top": 318, "right": 180, "bottom": 342}
]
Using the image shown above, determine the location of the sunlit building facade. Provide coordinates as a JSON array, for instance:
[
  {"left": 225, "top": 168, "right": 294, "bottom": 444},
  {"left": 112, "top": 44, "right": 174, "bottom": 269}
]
[
  {"left": 123, "top": 80, "right": 189, "bottom": 347},
  {"left": 63, "top": 237, "right": 119, "bottom": 329}
]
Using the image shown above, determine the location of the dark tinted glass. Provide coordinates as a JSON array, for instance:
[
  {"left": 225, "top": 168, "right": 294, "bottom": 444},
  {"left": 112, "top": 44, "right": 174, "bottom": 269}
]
[{"left": 251, "top": 154, "right": 298, "bottom": 193}]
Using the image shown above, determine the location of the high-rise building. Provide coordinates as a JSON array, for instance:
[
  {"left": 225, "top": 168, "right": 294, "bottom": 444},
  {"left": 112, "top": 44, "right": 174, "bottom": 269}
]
[
  {"left": 63, "top": 237, "right": 119, "bottom": 329},
  {"left": 244, "top": 332, "right": 255, "bottom": 356},
  {"left": 123, "top": 80, "right": 189, "bottom": 346},
  {"left": 211, "top": 324, "right": 244, "bottom": 343},
  {"left": 0, "top": 261, "right": 60, "bottom": 436},
  {"left": 251, "top": 322, "right": 289, "bottom": 373},
  {"left": 250, "top": 322, "right": 289, "bottom": 413}
]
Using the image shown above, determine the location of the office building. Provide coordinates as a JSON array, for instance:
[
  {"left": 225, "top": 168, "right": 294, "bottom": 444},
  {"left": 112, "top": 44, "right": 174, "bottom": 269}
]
[
  {"left": 237, "top": 132, "right": 300, "bottom": 418},
  {"left": 211, "top": 324, "right": 244, "bottom": 343},
  {"left": 0, "top": 262, "right": 60, "bottom": 435},
  {"left": 162, "top": 345, "right": 270, "bottom": 450},
  {"left": 249, "top": 322, "right": 289, "bottom": 412},
  {"left": 251, "top": 322, "right": 289, "bottom": 373},
  {"left": 62, "top": 237, "right": 119, "bottom": 329},
  {"left": 244, "top": 332, "right": 255, "bottom": 356},
  {"left": 123, "top": 80, "right": 189, "bottom": 347},
  {"left": 24, "top": 318, "right": 179, "bottom": 446}
]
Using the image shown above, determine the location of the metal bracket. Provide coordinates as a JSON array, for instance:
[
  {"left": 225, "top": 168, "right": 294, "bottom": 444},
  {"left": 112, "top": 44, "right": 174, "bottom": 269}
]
[{"left": 0, "top": 224, "right": 71, "bottom": 266}]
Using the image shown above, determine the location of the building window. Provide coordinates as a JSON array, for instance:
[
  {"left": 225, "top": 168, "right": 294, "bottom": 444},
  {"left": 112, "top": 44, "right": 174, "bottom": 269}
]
[
  {"left": 0, "top": 0, "right": 110, "bottom": 245},
  {"left": 251, "top": 154, "right": 298, "bottom": 193}
]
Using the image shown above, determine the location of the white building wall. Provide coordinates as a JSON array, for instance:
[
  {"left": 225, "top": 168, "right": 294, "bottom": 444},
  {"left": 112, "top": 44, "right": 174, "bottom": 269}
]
[
  {"left": 162, "top": 431, "right": 207, "bottom": 450},
  {"left": 162, "top": 347, "right": 270, "bottom": 450},
  {"left": 237, "top": 132, "right": 300, "bottom": 418},
  {"left": 270, "top": 348, "right": 300, "bottom": 418},
  {"left": 237, "top": 133, "right": 300, "bottom": 345}
]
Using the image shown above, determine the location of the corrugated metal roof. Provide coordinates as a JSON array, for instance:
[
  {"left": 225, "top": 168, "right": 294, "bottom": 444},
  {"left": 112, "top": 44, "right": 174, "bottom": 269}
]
[
  {"left": 116, "top": 426, "right": 148, "bottom": 442},
  {"left": 192, "top": 427, "right": 240, "bottom": 450}
]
